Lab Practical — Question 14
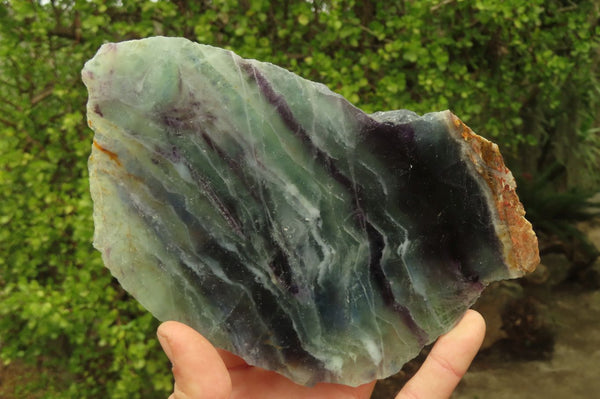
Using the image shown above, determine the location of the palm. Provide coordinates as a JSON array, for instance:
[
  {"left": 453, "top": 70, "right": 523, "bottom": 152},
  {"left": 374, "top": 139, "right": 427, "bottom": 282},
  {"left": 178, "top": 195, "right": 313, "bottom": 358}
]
[{"left": 217, "top": 348, "right": 375, "bottom": 399}]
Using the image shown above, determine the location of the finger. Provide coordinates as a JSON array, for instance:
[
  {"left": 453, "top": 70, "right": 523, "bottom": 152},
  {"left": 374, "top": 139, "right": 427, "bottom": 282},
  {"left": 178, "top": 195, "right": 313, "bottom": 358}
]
[
  {"left": 396, "top": 309, "right": 486, "bottom": 399},
  {"left": 216, "top": 348, "right": 250, "bottom": 370},
  {"left": 157, "top": 321, "right": 232, "bottom": 399}
]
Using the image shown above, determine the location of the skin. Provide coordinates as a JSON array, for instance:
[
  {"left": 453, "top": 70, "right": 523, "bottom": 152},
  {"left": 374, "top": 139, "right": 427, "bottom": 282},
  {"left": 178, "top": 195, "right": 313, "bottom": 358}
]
[{"left": 157, "top": 309, "right": 485, "bottom": 399}]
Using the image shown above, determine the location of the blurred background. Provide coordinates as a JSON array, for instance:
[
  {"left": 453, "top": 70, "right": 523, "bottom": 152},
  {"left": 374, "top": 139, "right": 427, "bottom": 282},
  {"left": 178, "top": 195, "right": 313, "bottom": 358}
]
[{"left": 0, "top": 1, "right": 599, "bottom": 398}]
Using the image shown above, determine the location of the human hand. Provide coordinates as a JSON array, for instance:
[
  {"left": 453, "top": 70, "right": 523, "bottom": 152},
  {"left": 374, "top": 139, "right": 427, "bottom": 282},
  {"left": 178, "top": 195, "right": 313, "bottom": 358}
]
[{"left": 157, "top": 310, "right": 485, "bottom": 399}]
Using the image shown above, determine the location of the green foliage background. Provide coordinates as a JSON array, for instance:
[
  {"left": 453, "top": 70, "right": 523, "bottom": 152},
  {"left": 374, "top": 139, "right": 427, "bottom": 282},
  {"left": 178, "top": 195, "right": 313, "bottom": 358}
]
[{"left": 0, "top": 0, "right": 598, "bottom": 397}]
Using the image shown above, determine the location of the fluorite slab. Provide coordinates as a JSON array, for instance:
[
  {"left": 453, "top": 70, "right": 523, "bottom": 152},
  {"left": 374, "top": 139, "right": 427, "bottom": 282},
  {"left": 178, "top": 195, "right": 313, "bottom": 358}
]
[{"left": 83, "top": 37, "right": 539, "bottom": 387}]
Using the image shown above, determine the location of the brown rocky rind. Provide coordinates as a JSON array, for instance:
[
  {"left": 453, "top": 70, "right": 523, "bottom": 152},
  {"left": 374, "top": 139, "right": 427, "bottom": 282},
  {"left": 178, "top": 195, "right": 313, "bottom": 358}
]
[{"left": 448, "top": 113, "right": 540, "bottom": 277}]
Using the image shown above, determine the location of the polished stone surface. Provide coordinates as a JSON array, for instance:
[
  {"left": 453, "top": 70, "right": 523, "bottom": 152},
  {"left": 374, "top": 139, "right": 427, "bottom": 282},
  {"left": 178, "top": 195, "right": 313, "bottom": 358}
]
[{"left": 83, "top": 37, "right": 539, "bottom": 387}]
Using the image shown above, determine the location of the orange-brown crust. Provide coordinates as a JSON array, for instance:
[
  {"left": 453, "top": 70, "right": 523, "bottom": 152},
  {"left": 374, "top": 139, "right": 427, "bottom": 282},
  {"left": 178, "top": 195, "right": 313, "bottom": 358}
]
[
  {"left": 450, "top": 114, "right": 539, "bottom": 276},
  {"left": 93, "top": 139, "right": 121, "bottom": 166}
]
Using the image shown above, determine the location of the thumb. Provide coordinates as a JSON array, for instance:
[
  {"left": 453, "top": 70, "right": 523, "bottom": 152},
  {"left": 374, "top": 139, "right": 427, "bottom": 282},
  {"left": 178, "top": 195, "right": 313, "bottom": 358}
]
[
  {"left": 157, "top": 321, "right": 232, "bottom": 399},
  {"left": 396, "top": 310, "right": 486, "bottom": 399}
]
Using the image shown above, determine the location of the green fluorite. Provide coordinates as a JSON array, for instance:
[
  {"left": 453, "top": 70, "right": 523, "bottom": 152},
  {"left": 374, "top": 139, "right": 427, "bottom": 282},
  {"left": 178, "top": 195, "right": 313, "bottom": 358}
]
[{"left": 83, "top": 37, "right": 539, "bottom": 386}]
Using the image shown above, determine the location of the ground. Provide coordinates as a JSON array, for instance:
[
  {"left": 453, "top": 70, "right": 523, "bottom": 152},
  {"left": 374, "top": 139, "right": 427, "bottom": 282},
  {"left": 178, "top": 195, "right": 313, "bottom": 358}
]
[{"left": 453, "top": 288, "right": 600, "bottom": 399}]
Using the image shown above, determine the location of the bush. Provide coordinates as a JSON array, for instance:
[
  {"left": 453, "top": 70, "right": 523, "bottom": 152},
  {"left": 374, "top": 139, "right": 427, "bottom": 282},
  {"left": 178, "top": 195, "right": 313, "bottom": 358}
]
[{"left": 1, "top": 1, "right": 598, "bottom": 397}]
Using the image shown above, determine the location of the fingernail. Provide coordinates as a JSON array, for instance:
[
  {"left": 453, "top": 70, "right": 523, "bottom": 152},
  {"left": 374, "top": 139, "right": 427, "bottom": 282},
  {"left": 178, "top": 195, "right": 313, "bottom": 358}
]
[{"left": 157, "top": 330, "right": 174, "bottom": 361}]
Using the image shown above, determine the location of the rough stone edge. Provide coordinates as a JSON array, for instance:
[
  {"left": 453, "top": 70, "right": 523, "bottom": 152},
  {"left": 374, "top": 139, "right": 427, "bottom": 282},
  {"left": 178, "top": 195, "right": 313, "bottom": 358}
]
[{"left": 445, "top": 111, "right": 540, "bottom": 278}]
